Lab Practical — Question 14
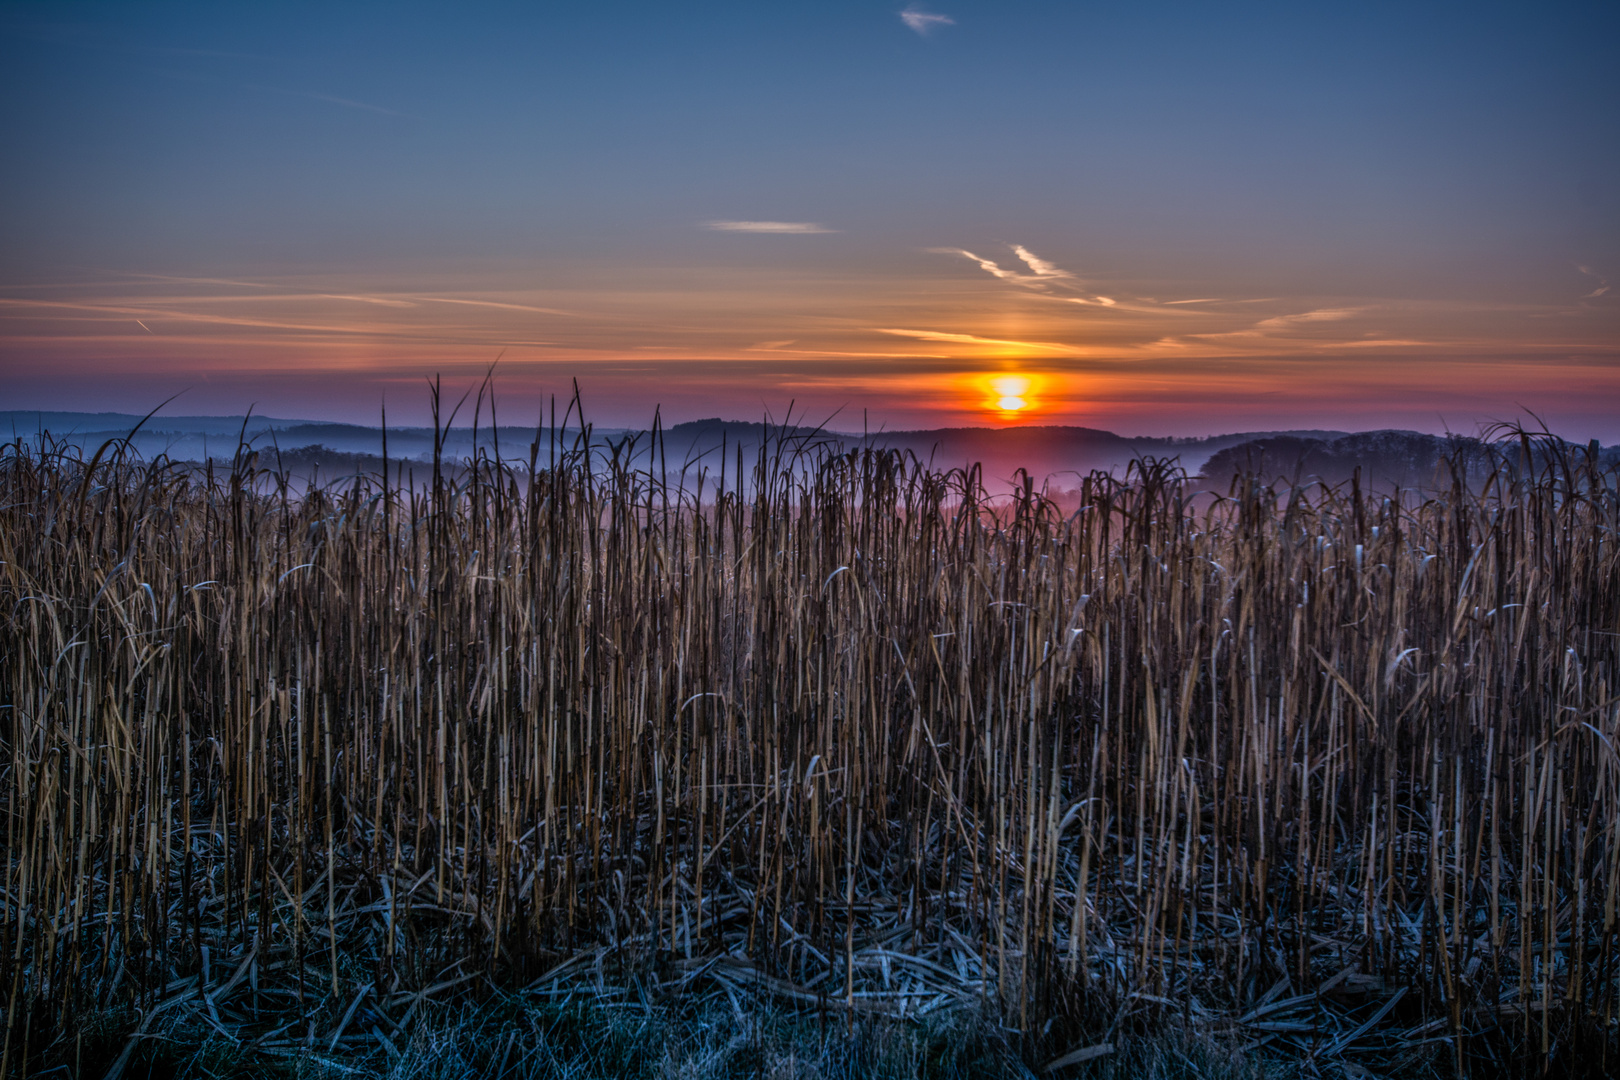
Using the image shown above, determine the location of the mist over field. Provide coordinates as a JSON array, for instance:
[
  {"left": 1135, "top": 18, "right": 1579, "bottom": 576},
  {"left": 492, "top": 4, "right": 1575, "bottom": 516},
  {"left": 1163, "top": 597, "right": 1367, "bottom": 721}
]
[{"left": 10, "top": 410, "right": 1614, "bottom": 494}]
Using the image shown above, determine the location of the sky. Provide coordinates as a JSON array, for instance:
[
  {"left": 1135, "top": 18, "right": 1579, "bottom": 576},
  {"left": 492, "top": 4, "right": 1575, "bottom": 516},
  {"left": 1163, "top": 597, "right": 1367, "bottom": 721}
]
[{"left": 1, "top": 1, "right": 1617, "bottom": 436}]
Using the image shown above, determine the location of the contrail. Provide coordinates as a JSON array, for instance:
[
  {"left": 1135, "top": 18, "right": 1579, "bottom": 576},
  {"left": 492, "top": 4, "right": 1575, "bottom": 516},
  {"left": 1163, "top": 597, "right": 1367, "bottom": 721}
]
[{"left": 135, "top": 319, "right": 155, "bottom": 333}]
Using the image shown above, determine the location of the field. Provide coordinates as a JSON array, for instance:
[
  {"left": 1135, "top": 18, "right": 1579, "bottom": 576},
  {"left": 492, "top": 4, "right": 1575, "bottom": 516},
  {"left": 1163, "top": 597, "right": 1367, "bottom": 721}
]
[{"left": 3, "top": 413, "right": 1618, "bottom": 1078}]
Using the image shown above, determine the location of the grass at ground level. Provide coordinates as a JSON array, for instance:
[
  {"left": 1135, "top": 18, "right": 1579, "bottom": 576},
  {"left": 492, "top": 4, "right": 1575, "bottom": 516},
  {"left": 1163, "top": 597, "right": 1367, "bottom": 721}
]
[
  {"left": 33, "top": 989, "right": 1509, "bottom": 1080},
  {"left": 38, "top": 1000, "right": 1283, "bottom": 1080}
]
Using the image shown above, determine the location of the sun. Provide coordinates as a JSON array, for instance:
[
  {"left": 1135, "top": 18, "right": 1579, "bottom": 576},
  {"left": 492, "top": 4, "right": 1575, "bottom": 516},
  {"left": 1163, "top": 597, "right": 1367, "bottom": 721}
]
[{"left": 988, "top": 375, "right": 1034, "bottom": 416}]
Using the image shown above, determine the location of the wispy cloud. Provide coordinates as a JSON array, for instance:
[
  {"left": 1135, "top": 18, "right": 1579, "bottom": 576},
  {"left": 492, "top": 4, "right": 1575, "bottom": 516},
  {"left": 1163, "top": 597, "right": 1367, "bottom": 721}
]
[
  {"left": 413, "top": 297, "right": 577, "bottom": 316},
  {"left": 1578, "top": 265, "right": 1611, "bottom": 299},
  {"left": 875, "top": 328, "right": 1072, "bottom": 352},
  {"left": 1011, "top": 245, "right": 1068, "bottom": 280},
  {"left": 1188, "top": 307, "right": 1364, "bottom": 345},
  {"left": 1159, "top": 297, "right": 1278, "bottom": 305},
  {"left": 934, "top": 248, "right": 1031, "bottom": 284},
  {"left": 107, "top": 271, "right": 279, "bottom": 290},
  {"left": 0, "top": 297, "right": 415, "bottom": 337},
  {"left": 705, "top": 220, "right": 837, "bottom": 234},
  {"left": 322, "top": 294, "right": 417, "bottom": 308},
  {"left": 1249, "top": 307, "right": 1360, "bottom": 332},
  {"left": 1327, "top": 338, "right": 1433, "bottom": 349},
  {"left": 900, "top": 6, "right": 955, "bottom": 35},
  {"left": 934, "top": 245, "right": 1119, "bottom": 305}
]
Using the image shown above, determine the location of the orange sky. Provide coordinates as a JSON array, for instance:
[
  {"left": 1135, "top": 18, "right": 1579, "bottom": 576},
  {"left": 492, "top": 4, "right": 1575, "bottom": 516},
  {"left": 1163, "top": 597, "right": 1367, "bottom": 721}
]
[
  {"left": 3, "top": 6, "right": 1617, "bottom": 439},
  {"left": 4, "top": 255, "right": 1617, "bottom": 437}
]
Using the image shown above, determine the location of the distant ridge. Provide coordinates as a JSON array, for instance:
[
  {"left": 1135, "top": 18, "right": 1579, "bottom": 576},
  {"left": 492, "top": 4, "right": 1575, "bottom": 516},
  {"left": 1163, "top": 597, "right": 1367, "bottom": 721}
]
[
  {"left": 4, "top": 411, "right": 1611, "bottom": 486},
  {"left": 0, "top": 411, "right": 337, "bottom": 436},
  {"left": 1198, "top": 429, "right": 1620, "bottom": 486}
]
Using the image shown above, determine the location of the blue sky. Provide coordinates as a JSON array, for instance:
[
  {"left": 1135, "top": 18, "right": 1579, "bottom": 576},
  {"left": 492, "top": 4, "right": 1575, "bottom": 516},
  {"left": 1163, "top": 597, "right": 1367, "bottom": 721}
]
[{"left": 2, "top": 1, "right": 1617, "bottom": 434}]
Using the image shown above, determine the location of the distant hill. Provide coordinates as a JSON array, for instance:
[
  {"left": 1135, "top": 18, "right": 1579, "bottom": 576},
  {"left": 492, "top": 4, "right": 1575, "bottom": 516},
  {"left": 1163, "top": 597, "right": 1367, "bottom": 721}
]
[
  {"left": 0, "top": 411, "right": 608, "bottom": 468},
  {"left": 0, "top": 411, "right": 333, "bottom": 438},
  {"left": 848, "top": 424, "right": 1353, "bottom": 483},
  {"left": 1198, "top": 429, "right": 1620, "bottom": 487},
  {"left": 5, "top": 411, "right": 1611, "bottom": 490},
  {"left": 659, "top": 418, "right": 1357, "bottom": 482}
]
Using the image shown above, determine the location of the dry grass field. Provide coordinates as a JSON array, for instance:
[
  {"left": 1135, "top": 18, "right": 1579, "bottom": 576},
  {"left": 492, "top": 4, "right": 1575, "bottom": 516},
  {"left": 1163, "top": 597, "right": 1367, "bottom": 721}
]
[{"left": 3, "top": 407, "right": 1618, "bottom": 1077}]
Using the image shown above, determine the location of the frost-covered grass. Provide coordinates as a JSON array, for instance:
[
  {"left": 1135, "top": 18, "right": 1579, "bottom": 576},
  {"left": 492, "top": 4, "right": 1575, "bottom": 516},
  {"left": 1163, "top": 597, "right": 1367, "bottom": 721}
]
[{"left": 40, "top": 993, "right": 1309, "bottom": 1080}]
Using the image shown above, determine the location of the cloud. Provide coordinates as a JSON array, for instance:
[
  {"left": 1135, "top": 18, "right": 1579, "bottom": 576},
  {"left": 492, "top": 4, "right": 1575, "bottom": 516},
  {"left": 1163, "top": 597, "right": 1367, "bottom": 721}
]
[
  {"left": 935, "top": 245, "right": 1123, "bottom": 306},
  {"left": 704, "top": 220, "right": 837, "bottom": 234},
  {"left": 936, "top": 246, "right": 1290, "bottom": 317},
  {"left": 109, "top": 271, "right": 279, "bottom": 290},
  {"left": 934, "top": 247, "right": 1030, "bottom": 284},
  {"left": 0, "top": 297, "right": 415, "bottom": 337},
  {"left": 1249, "top": 307, "right": 1360, "bottom": 332},
  {"left": 1159, "top": 297, "right": 1278, "bottom": 305},
  {"left": 1011, "top": 245, "right": 1069, "bottom": 280},
  {"left": 414, "top": 297, "right": 577, "bottom": 316},
  {"left": 1190, "top": 307, "right": 1365, "bottom": 345},
  {"left": 321, "top": 294, "right": 418, "bottom": 308},
  {"left": 875, "top": 328, "right": 1072, "bottom": 352},
  {"left": 900, "top": 6, "right": 955, "bottom": 35},
  {"left": 1577, "top": 265, "right": 1611, "bottom": 299},
  {"left": 1327, "top": 338, "right": 1433, "bottom": 349}
]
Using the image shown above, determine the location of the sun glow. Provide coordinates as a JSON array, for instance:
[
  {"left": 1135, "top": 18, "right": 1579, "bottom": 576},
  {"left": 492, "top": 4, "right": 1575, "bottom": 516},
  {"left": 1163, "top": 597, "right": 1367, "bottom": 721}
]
[{"left": 987, "top": 374, "right": 1036, "bottom": 418}]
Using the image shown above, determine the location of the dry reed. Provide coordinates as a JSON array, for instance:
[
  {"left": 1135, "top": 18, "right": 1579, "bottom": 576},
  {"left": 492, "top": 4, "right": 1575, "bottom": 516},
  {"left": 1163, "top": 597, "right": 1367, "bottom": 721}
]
[{"left": 2, "top": 404, "right": 1618, "bottom": 1076}]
